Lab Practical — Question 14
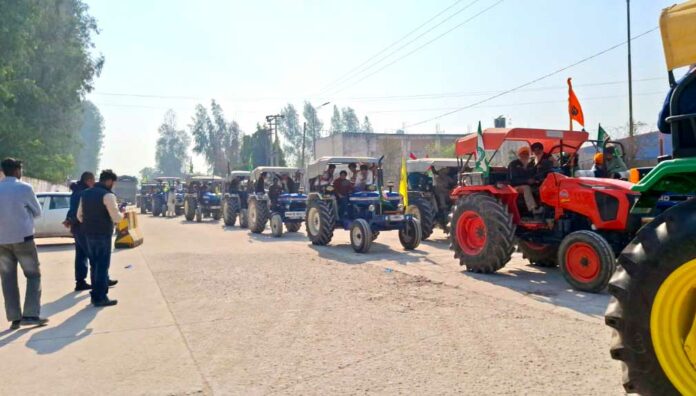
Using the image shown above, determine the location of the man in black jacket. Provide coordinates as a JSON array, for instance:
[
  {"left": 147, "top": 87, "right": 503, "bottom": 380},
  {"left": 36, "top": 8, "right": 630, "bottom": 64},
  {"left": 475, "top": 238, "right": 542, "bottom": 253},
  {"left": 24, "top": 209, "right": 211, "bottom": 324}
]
[
  {"left": 77, "top": 170, "right": 123, "bottom": 307},
  {"left": 508, "top": 146, "right": 542, "bottom": 214},
  {"left": 63, "top": 172, "right": 95, "bottom": 291},
  {"left": 531, "top": 142, "right": 554, "bottom": 183}
]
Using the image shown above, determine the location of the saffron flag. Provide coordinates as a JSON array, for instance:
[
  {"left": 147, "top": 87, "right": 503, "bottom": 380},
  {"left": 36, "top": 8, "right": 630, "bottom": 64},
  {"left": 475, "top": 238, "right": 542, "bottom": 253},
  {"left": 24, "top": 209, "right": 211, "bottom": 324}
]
[
  {"left": 474, "top": 121, "right": 488, "bottom": 176},
  {"left": 567, "top": 78, "right": 585, "bottom": 128},
  {"left": 399, "top": 157, "right": 409, "bottom": 208}
]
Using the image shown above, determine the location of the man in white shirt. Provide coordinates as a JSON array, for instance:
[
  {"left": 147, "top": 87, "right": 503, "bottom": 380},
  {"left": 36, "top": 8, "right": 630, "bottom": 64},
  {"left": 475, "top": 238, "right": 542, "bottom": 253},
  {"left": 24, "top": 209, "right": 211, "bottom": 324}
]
[{"left": 0, "top": 158, "right": 47, "bottom": 330}]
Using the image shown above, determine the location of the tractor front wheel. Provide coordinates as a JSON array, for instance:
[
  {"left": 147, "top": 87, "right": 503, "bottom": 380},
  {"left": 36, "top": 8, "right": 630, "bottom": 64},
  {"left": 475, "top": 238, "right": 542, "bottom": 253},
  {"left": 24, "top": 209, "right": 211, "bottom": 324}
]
[
  {"left": 605, "top": 199, "right": 696, "bottom": 396},
  {"left": 406, "top": 198, "right": 435, "bottom": 240},
  {"left": 270, "top": 213, "right": 284, "bottom": 237},
  {"left": 306, "top": 200, "right": 335, "bottom": 245},
  {"left": 184, "top": 198, "right": 195, "bottom": 221},
  {"left": 223, "top": 198, "right": 239, "bottom": 226},
  {"left": 285, "top": 222, "right": 301, "bottom": 233},
  {"left": 350, "top": 219, "right": 373, "bottom": 253},
  {"left": 449, "top": 193, "right": 515, "bottom": 273},
  {"left": 195, "top": 207, "right": 202, "bottom": 223},
  {"left": 399, "top": 217, "right": 421, "bottom": 250},
  {"left": 518, "top": 240, "right": 558, "bottom": 267},
  {"left": 558, "top": 230, "right": 614, "bottom": 293}
]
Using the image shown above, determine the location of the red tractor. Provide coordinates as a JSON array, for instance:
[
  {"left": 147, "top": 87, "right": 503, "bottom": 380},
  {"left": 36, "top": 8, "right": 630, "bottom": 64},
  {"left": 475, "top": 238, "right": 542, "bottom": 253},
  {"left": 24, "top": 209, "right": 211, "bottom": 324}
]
[{"left": 449, "top": 127, "right": 642, "bottom": 292}]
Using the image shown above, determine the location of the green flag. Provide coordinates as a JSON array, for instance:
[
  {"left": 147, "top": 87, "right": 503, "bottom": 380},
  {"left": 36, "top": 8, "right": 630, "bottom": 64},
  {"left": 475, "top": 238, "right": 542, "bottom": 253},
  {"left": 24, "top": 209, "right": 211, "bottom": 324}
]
[
  {"left": 474, "top": 121, "right": 488, "bottom": 176},
  {"left": 597, "top": 124, "right": 610, "bottom": 150}
]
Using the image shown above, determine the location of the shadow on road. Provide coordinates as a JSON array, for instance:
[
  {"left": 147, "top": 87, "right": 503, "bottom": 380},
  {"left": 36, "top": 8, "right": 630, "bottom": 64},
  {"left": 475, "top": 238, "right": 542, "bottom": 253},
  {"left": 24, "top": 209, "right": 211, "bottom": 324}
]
[
  {"left": 309, "top": 239, "right": 427, "bottom": 266},
  {"left": 247, "top": 231, "right": 307, "bottom": 242},
  {"left": 41, "top": 292, "right": 90, "bottom": 317},
  {"left": 461, "top": 264, "right": 610, "bottom": 317},
  {"left": 26, "top": 305, "right": 98, "bottom": 355}
]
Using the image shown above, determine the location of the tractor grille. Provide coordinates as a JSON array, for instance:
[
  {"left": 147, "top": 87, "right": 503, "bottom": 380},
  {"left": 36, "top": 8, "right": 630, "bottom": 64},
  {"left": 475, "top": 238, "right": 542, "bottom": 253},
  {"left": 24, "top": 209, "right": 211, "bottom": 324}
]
[{"left": 595, "top": 192, "right": 619, "bottom": 222}]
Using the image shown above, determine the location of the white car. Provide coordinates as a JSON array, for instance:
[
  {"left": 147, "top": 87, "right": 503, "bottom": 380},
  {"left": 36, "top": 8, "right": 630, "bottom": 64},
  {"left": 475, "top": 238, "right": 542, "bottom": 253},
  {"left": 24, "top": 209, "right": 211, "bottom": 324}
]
[{"left": 35, "top": 192, "right": 73, "bottom": 238}]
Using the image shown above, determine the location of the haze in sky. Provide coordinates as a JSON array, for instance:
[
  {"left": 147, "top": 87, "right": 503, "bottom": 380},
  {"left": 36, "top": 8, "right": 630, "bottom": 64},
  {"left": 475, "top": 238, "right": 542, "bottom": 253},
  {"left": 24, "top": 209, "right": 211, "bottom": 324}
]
[{"left": 86, "top": 0, "right": 677, "bottom": 176}]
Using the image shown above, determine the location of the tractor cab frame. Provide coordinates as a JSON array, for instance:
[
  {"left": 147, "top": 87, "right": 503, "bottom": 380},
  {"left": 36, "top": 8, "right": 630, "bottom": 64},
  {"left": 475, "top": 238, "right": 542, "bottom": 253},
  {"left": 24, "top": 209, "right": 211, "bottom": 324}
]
[
  {"left": 184, "top": 175, "right": 224, "bottom": 222},
  {"left": 406, "top": 158, "right": 460, "bottom": 239},
  {"left": 246, "top": 166, "right": 306, "bottom": 237},
  {"left": 222, "top": 171, "right": 250, "bottom": 227}
]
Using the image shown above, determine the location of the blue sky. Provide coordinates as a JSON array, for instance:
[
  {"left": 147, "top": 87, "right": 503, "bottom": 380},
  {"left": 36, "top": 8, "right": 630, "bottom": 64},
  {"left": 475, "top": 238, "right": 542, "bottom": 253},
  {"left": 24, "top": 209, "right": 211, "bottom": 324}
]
[{"left": 86, "top": 0, "right": 679, "bottom": 176}]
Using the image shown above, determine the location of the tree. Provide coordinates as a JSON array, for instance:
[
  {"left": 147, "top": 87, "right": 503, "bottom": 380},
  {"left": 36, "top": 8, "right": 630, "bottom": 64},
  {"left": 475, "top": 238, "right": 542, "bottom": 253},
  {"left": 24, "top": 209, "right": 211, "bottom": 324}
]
[
  {"left": 73, "top": 100, "right": 104, "bottom": 176},
  {"left": 361, "top": 116, "right": 374, "bottom": 133},
  {"left": 330, "top": 105, "right": 343, "bottom": 135},
  {"left": 155, "top": 110, "right": 190, "bottom": 176},
  {"left": 0, "top": 0, "right": 104, "bottom": 182},
  {"left": 278, "top": 103, "right": 303, "bottom": 166},
  {"left": 190, "top": 100, "right": 241, "bottom": 175},
  {"left": 139, "top": 167, "right": 160, "bottom": 182},
  {"left": 303, "top": 101, "right": 324, "bottom": 160},
  {"left": 342, "top": 107, "right": 360, "bottom": 133}
]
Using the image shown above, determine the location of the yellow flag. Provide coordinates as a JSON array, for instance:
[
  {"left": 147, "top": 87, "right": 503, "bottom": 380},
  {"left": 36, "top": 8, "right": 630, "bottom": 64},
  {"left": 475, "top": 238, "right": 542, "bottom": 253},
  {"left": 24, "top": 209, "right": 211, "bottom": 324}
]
[{"left": 399, "top": 157, "right": 409, "bottom": 208}]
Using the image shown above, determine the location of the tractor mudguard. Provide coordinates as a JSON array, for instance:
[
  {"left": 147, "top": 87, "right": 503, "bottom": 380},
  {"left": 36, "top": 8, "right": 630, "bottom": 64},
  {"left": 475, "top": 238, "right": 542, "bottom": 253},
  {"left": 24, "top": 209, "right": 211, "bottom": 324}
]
[{"left": 630, "top": 157, "right": 696, "bottom": 214}]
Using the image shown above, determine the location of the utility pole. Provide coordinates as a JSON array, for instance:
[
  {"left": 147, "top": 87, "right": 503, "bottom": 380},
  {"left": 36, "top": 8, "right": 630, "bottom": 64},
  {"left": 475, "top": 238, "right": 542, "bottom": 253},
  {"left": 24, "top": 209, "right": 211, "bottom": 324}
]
[
  {"left": 265, "top": 114, "right": 285, "bottom": 166},
  {"left": 312, "top": 101, "right": 331, "bottom": 161},
  {"left": 301, "top": 122, "right": 307, "bottom": 168},
  {"left": 627, "top": 0, "right": 634, "bottom": 137}
]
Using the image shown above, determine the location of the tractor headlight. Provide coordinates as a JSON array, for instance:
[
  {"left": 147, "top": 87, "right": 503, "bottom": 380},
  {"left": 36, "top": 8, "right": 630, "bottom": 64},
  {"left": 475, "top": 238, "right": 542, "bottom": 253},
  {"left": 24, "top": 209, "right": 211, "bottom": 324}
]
[
  {"left": 368, "top": 204, "right": 376, "bottom": 212},
  {"left": 326, "top": 186, "right": 334, "bottom": 192},
  {"left": 367, "top": 185, "right": 376, "bottom": 191},
  {"left": 398, "top": 203, "right": 404, "bottom": 211}
]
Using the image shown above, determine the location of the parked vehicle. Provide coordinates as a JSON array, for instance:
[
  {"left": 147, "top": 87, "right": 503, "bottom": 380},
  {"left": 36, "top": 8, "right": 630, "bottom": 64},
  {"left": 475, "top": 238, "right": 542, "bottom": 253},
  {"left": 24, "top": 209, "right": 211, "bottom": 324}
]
[
  {"left": 136, "top": 182, "right": 158, "bottom": 214},
  {"left": 113, "top": 175, "right": 138, "bottom": 205},
  {"left": 406, "top": 158, "right": 459, "bottom": 239},
  {"left": 246, "top": 167, "right": 306, "bottom": 237},
  {"left": 605, "top": 2, "right": 696, "bottom": 394},
  {"left": 222, "top": 171, "right": 250, "bottom": 227},
  {"left": 304, "top": 156, "right": 421, "bottom": 253},
  {"left": 184, "top": 175, "right": 223, "bottom": 222},
  {"left": 152, "top": 176, "right": 184, "bottom": 217},
  {"left": 34, "top": 192, "right": 72, "bottom": 238},
  {"left": 449, "top": 127, "right": 643, "bottom": 292}
]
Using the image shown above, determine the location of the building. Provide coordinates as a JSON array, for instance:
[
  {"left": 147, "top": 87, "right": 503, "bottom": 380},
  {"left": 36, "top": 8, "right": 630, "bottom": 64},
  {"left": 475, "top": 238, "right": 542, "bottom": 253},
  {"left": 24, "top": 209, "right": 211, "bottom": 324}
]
[{"left": 314, "top": 132, "right": 464, "bottom": 182}]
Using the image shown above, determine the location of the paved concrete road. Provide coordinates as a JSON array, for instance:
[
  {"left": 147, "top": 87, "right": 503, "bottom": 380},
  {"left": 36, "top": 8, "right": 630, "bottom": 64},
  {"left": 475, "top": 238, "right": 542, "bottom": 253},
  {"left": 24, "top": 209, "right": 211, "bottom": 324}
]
[{"left": 0, "top": 216, "right": 622, "bottom": 395}]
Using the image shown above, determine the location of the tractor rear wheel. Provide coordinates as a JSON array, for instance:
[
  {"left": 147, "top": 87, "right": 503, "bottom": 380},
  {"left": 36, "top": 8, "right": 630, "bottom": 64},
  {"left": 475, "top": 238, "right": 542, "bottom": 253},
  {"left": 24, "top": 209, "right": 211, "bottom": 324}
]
[
  {"left": 399, "top": 217, "right": 421, "bottom": 250},
  {"left": 406, "top": 198, "right": 435, "bottom": 240},
  {"left": 140, "top": 204, "right": 146, "bottom": 214},
  {"left": 518, "top": 240, "right": 558, "bottom": 267},
  {"left": 449, "top": 193, "right": 515, "bottom": 273},
  {"left": 306, "top": 200, "right": 335, "bottom": 245},
  {"left": 239, "top": 208, "right": 249, "bottom": 228},
  {"left": 248, "top": 198, "right": 269, "bottom": 234},
  {"left": 605, "top": 199, "right": 696, "bottom": 396},
  {"left": 212, "top": 209, "right": 221, "bottom": 221},
  {"left": 350, "top": 218, "right": 373, "bottom": 253},
  {"left": 195, "top": 207, "right": 202, "bottom": 222},
  {"left": 223, "top": 198, "right": 239, "bottom": 226},
  {"left": 285, "top": 222, "right": 301, "bottom": 233},
  {"left": 152, "top": 198, "right": 162, "bottom": 217},
  {"left": 270, "top": 213, "right": 283, "bottom": 237},
  {"left": 558, "top": 230, "right": 614, "bottom": 293},
  {"left": 184, "top": 197, "right": 195, "bottom": 221}
]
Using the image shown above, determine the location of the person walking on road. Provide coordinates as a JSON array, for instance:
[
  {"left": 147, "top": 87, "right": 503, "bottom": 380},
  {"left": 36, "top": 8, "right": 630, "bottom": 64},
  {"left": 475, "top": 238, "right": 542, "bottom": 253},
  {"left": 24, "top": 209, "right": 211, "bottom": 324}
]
[
  {"left": 77, "top": 169, "right": 123, "bottom": 307},
  {"left": 63, "top": 172, "right": 95, "bottom": 292},
  {"left": 0, "top": 158, "right": 48, "bottom": 330}
]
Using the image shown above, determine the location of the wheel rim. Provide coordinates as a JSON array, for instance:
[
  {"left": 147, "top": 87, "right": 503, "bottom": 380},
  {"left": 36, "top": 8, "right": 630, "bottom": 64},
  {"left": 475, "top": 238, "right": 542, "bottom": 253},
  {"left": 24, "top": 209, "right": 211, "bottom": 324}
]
[
  {"left": 249, "top": 205, "right": 256, "bottom": 223},
  {"left": 651, "top": 258, "right": 696, "bottom": 395},
  {"left": 455, "top": 210, "right": 486, "bottom": 255},
  {"left": 351, "top": 225, "right": 364, "bottom": 246},
  {"left": 272, "top": 215, "right": 281, "bottom": 233},
  {"left": 564, "top": 242, "right": 600, "bottom": 283},
  {"left": 406, "top": 205, "right": 421, "bottom": 220},
  {"left": 308, "top": 207, "right": 320, "bottom": 236}
]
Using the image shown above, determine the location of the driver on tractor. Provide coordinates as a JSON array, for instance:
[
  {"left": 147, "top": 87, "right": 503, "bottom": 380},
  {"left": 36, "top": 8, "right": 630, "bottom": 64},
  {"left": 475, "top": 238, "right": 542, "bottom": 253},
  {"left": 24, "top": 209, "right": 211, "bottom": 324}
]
[
  {"left": 433, "top": 167, "right": 455, "bottom": 214},
  {"left": 508, "top": 146, "right": 543, "bottom": 215},
  {"left": 281, "top": 173, "right": 297, "bottom": 194},
  {"left": 354, "top": 164, "right": 375, "bottom": 192},
  {"left": 255, "top": 172, "right": 267, "bottom": 194},
  {"left": 333, "top": 170, "right": 353, "bottom": 217},
  {"left": 268, "top": 177, "right": 283, "bottom": 208}
]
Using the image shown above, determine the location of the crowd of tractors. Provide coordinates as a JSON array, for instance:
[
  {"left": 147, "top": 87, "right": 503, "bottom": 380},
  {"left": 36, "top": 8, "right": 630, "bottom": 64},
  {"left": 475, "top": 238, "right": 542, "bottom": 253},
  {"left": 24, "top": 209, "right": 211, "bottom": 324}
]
[{"left": 132, "top": 3, "right": 696, "bottom": 393}]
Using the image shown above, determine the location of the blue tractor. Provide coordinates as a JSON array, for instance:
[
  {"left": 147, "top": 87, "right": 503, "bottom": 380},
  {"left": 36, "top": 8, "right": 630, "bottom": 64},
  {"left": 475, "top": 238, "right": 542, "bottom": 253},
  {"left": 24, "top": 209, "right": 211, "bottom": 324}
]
[
  {"left": 184, "top": 176, "right": 224, "bottom": 222},
  {"left": 151, "top": 177, "right": 184, "bottom": 217},
  {"left": 304, "top": 156, "right": 421, "bottom": 253},
  {"left": 222, "top": 171, "right": 250, "bottom": 227},
  {"left": 247, "top": 167, "right": 306, "bottom": 237},
  {"left": 137, "top": 183, "right": 158, "bottom": 214}
]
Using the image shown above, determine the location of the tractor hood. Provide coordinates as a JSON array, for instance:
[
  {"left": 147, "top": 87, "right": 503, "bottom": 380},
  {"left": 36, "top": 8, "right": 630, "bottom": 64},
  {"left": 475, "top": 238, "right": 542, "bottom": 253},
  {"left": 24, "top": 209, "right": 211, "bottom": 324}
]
[
  {"left": 349, "top": 191, "right": 402, "bottom": 205},
  {"left": 570, "top": 177, "right": 635, "bottom": 191},
  {"left": 278, "top": 193, "right": 307, "bottom": 202},
  {"left": 202, "top": 192, "right": 221, "bottom": 204}
]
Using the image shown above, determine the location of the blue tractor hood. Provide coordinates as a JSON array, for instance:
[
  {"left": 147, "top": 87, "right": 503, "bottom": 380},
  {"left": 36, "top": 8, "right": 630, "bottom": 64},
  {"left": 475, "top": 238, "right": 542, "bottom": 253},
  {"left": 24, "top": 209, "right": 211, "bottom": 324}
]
[
  {"left": 202, "top": 192, "right": 221, "bottom": 204},
  {"left": 278, "top": 193, "right": 307, "bottom": 202}
]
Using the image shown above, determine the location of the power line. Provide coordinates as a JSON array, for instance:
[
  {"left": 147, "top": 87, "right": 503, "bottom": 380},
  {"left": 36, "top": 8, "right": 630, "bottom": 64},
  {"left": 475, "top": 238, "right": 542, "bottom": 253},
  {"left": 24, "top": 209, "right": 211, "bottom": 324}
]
[
  {"left": 321, "top": 0, "right": 505, "bottom": 98},
  {"left": 316, "top": 0, "right": 481, "bottom": 96},
  {"left": 405, "top": 26, "right": 659, "bottom": 128}
]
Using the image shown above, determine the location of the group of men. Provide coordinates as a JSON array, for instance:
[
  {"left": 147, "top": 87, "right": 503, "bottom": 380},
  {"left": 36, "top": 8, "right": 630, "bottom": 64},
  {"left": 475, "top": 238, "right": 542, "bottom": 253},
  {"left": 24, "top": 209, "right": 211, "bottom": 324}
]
[
  {"left": 507, "top": 142, "right": 556, "bottom": 215},
  {"left": 319, "top": 163, "right": 375, "bottom": 198}
]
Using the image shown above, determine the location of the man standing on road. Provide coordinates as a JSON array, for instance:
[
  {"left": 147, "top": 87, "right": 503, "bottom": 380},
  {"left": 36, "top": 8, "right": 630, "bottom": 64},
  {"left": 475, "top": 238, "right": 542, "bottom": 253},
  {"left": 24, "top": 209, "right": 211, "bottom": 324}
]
[
  {"left": 63, "top": 172, "right": 95, "bottom": 292},
  {"left": 77, "top": 169, "right": 122, "bottom": 307},
  {"left": 0, "top": 158, "right": 48, "bottom": 329}
]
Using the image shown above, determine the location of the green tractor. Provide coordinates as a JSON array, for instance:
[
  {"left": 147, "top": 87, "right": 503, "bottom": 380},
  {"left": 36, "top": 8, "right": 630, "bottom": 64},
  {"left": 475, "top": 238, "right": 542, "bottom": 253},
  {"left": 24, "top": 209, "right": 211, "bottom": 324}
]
[{"left": 605, "top": 2, "right": 696, "bottom": 394}]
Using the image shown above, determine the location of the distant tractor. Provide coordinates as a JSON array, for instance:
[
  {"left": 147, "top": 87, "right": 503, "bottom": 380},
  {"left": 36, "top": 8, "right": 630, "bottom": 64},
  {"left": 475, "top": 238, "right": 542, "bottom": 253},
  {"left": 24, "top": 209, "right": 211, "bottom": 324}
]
[
  {"left": 406, "top": 158, "right": 459, "bottom": 239},
  {"left": 246, "top": 167, "right": 306, "bottom": 237},
  {"left": 222, "top": 171, "right": 250, "bottom": 228},
  {"left": 449, "top": 128, "right": 643, "bottom": 293},
  {"left": 605, "top": 2, "right": 696, "bottom": 394},
  {"left": 152, "top": 177, "right": 184, "bottom": 217},
  {"left": 136, "top": 182, "right": 158, "bottom": 214},
  {"left": 304, "top": 156, "right": 421, "bottom": 253},
  {"left": 113, "top": 175, "right": 138, "bottom": 206},
  {"left": 184, "top": 176, "right": 224, "bottom": 222}
]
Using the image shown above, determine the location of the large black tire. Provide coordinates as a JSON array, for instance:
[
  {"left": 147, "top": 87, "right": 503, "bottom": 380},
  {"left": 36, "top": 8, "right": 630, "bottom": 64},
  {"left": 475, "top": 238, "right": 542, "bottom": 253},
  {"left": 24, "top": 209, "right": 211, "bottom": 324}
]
[
  {"left": 518, "top": 240, "right": 558, "bottom": 267},
  {"left": 195, "top": 207, "right": 202, "bottom": 222},
  {"left": 223, "top": 198, "right": 239, "bottom": 226},
  {"left": 558, "top": 230, "right": 615, "bottom": 293},
  {"left": 184, "top": 197, "right": 195, "bottom": 221},
  {"left": 270, "top": 213, "right": 283, "bottom": 238},
  {"left": 152, "top": 197, "right": 162, "bottom": 217},
  {"left": 285, "top": 222, "right": 301, "bottom": 233},
  {"left": 239, "top": 209, "right": 249, "bottom": 228},
  {"left": 212, "top": 209, "right": 221, "bottom": 221},
  {"left": 449, "top": 193, "right": 515, "bottom": 273},
  {"left": 248, "top": 198, "right": 269, "bottom": 234},
  {"left": 140, "top": 204, "right": 146, "bottom": 214},
  {"left": 350, "top": 219, "right": 373, "bottom": 253},
  {"left": 399, "top": 217, "right": 421, "bottom": 250},
  {"left": 305, "top": 200, "right": 335, "bottom": 246},
  {"left": 406, "top": 198, "right": 435, "bottom": 240},
  {"left": 605, "top": 199, "right": 696, "bottom": 395}
]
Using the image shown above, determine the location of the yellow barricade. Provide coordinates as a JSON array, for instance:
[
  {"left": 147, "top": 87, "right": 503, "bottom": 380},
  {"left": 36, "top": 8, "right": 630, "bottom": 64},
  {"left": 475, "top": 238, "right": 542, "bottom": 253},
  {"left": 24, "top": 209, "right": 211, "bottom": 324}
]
[{"left": 114, "top": 206, "right": 144, "bottom": 248}]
